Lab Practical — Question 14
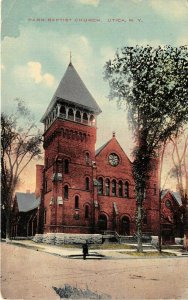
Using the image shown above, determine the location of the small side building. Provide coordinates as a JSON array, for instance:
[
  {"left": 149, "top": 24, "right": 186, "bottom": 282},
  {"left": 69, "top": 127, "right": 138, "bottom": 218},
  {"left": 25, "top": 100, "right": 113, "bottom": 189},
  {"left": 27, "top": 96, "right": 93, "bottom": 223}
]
[
  {"left": 161, "top": 190, "right": 183, "bottom": 244},
  {"left": 12, "top": 192, "right": 40, "bottom": 238}
]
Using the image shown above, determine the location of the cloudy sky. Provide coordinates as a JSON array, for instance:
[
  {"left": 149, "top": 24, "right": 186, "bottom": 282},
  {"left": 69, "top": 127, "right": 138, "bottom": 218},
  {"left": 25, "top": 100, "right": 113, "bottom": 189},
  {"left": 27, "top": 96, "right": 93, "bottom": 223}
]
[{"left": 2, "top": 0, "right": 188, "bottom": 192}]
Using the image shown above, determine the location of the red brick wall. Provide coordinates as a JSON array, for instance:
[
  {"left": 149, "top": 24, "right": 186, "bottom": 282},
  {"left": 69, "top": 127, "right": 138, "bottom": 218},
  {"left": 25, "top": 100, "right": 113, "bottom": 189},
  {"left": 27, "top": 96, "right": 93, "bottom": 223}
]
[
  {"left": 35, "top": 164, "right": 44, "bottom": 198},
  {"left": 40, "top": 118, "right": 161, "bottom": 236},
  {"left": 95, "top": 136, "right": 136, "bottom": 234},
  {"left": 43, "top": 118, "right": 96, "bottom": 233}
]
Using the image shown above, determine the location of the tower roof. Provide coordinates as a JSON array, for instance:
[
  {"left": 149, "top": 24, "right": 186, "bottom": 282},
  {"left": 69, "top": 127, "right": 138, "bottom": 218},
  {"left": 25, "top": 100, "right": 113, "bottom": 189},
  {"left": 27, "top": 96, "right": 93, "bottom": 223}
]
[{"left": 41, "top": 63, "right": 102, "bottom": 122}]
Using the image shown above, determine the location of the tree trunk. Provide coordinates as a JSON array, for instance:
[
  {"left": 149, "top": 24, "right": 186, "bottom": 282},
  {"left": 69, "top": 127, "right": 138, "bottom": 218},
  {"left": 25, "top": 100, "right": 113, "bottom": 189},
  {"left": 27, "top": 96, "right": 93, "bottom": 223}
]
[
  {"left": 158, "top": 191, "right": 162, "bottom": 252},
  {"left": 6, "top": 212, "right": 11, "bottom": 242},
  {"left": 137, "top": 202, "right": 143, "bottom": 252},
  {"left": 5, "top": 191, "right": 14, "bottom": 242},
  {"left": 183, "top": 204, "right": 188, "bottom": 251}
]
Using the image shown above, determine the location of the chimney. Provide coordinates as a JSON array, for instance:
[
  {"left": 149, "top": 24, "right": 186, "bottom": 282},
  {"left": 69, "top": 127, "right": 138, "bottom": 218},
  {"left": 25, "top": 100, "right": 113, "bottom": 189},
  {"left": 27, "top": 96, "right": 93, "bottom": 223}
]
[{"left": 35, "top": 164, "right": 44, "bottom": 198}]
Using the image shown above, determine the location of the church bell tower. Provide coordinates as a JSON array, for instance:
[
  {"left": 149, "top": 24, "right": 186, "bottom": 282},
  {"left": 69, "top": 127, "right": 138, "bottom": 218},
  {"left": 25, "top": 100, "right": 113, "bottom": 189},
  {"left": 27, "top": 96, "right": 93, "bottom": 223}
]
[{"left": 41, "top": 62, "right": 101, "bottom": 233}]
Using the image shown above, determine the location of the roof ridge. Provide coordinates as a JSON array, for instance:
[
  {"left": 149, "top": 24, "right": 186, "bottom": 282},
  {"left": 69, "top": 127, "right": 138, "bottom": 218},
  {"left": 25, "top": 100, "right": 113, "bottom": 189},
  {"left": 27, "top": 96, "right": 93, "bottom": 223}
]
[
  {"left": 95, "top": 139, "right": 111, "bottom": 156},
  {"left": 95, "top": 136, "right": 132, "bottom": 163}
]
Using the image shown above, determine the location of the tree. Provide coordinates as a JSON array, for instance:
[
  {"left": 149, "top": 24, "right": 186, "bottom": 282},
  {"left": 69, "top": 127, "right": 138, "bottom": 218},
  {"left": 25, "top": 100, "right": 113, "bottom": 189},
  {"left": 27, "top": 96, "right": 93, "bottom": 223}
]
[
  {"left": 1, "top": 99, "right": 42, "bottom": 241},
  {"left": 169, "top": 129, "right": 188, "bottom": 249},
  {"left": 104, "top": 45, "right": 188, "bottom": 252}
]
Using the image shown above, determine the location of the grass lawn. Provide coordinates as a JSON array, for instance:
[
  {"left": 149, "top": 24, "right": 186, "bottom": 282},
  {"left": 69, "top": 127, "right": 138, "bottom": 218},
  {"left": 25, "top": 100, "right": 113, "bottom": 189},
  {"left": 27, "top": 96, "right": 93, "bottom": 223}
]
[
  {"left": 118, "top": 251, "right": 177, "bottom": 256},
  {"left": 57, "top": 243, "right": 136, "bottom": 250}
]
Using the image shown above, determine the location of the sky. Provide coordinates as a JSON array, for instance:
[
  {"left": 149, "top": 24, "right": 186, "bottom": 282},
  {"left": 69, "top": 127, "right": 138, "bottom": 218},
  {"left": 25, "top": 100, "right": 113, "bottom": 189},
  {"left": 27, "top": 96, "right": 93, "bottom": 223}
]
[{"left": 1, "top": 0, "right": 188, "bottom": 192}]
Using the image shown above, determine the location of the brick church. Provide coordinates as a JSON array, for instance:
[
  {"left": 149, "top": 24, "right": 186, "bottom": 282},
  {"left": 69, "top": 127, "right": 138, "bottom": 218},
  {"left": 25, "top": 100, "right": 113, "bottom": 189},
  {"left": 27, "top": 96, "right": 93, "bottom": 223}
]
[{"left": 35, "top": 61, "right": 160, "bottom": 236}]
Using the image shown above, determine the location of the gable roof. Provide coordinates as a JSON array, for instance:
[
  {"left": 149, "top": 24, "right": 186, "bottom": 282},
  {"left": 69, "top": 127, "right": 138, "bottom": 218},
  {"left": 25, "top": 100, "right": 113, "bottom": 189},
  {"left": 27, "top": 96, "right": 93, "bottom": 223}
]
[
  {"left": 161, "top": 189, "right": 182, "bottom": 206},
  {"left": 171, "top": 191, "right": 182, "bottom": 206},
  {"left": 41, "top": 63, "right": 101, "bottom": 122},
  {"left": 96, "top": 135, "right": 132, "bottom": 163},
  {"left": 16, "top": 192, "right": 40, "bottom": 212}
]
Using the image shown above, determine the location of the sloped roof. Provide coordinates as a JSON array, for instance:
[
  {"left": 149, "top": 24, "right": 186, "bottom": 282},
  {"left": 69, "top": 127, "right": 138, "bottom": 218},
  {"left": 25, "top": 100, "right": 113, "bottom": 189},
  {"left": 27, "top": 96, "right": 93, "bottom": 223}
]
[
  {"left": 95, "top": 135, "right": 132, "bottom": 164},
  {"left": 171, "top": 191, "right": 182, "bottom": 206},
  {"left": 96, "top": 140, "right": 111, "bottom": 156},
  {"left": 16, "top": 192, "right": 40, "bottom": 212},
  {"left": 161, "top": 189, "right": 169, "bottom": 199},
  {"left": 41, "top": 63, "right": 101, "bottom": 122},
  {"left": 161, "top": 189, "right": 182, "bottom": 206}
]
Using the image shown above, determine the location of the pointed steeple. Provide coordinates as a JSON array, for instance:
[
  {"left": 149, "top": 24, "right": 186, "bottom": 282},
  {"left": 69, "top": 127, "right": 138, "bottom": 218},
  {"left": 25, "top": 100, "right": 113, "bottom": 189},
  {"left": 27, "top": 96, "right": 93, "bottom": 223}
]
[{"left": 41, "top": 63, "right": 101, "bottom": 122}]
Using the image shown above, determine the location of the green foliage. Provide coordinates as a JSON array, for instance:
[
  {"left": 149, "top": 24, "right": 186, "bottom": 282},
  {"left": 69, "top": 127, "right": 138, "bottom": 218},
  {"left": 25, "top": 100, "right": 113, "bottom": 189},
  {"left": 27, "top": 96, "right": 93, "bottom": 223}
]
[
  {"left": 104, "top": 45, "right": 188, "bottom": 146},
  {"left": 1, "top": 99, "right": 43, "bottom": 239},
  {"left": 104, "top": 45, "right": 188, "bottom": 186},
  {"left": 104, "top": 45, "right": 188, "bottom": 251}
]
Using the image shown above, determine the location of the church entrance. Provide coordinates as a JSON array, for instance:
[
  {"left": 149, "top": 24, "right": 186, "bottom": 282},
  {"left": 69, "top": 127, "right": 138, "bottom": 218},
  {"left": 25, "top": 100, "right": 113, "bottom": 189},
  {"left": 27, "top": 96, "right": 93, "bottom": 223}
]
[
  {"left": 98, "top": 214, "right": 107, "bottom": 231},
  {"left": 120, "top": 216, "right": 130, "bottom": 235}
]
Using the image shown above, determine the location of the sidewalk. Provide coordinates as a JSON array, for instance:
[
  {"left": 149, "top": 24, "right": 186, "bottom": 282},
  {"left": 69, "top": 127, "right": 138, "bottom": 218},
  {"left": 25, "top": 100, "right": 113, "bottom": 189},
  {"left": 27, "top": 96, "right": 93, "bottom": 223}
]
[
  {"left": 2, "top": 242, "right": 188, "bottom": 300},
  {"left": 4, "top": 239, "right": 187, "bottom": 259}
]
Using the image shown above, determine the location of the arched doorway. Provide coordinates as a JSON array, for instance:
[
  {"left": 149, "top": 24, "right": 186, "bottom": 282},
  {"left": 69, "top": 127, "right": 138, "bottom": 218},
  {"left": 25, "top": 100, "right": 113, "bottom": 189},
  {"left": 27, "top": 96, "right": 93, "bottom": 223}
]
[
  {"left": 98, "top": 214, "right": 107, "bottom": 231},
  {"left": 120, "top": 216, "right": 130, "bottom": 235}
]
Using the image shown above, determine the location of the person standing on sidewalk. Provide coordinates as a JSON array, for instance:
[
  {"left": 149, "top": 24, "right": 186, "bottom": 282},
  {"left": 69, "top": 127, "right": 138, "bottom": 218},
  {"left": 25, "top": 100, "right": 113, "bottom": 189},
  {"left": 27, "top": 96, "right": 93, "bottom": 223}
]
[{"left": 82, "top": 243, "right": 88, "bottom": 260}]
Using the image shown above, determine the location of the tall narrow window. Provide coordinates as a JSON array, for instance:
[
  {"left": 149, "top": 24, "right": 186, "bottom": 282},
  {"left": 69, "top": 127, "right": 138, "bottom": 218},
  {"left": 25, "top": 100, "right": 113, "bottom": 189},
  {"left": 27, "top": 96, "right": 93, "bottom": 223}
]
[
  {"left": 83, "top": 112, "right": 88, "bottom": 124},
  {"left": 75, "top": 110, "right": 81, "bottom": 122},
  {"left": 68, "top": 108, "right": 74, "bottom": 120},
  {"left": 112, "top": 179, "right": 116, "bottom": 196},
  {"left": 105, "top": 179, "right": 110, "bottom": 196},
  {"left": 154, "top": 184, "right": 157, "bottom": 195},
  {"left": 45, "top": 158, "right": 48, "bottom": 169},
  {"left": 60, "top": 106, "right": 66, "bottom": 118},
  {"left": 75, "top": 196, "right": 79, "bottom": 209},
  {"left": 64, "top": 185, "right": 68, "bottom": 199},
  {"left": 85, "top": 177, "right": 90, "bottom": 191},
  {"left": 125, "top": 181, "right": 129, "bottom": 198},
  {"left": 85, "top": 152, "right": 90, "bottom": 164},
  {"left": 98, "top": 177, "right": 103, "bottom": 195},
  {"left": 64, "top": 159, "right": 69, "bottom": 174},
  {"left": 85, "top": 205, "right": 89, "bottom": 219},
  {"left": 118, "top": 180, "right": 123, "bottom": 197},
  {"left": 143, "top": 215, "right": 147, "bottom": 225}
]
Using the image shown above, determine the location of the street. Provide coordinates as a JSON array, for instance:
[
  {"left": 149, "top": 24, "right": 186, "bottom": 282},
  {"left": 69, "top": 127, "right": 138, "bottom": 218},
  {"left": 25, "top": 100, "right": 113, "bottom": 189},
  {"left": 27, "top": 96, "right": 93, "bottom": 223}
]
[{"left": 1, "top": 243, "right": 188, "bottom": 299}]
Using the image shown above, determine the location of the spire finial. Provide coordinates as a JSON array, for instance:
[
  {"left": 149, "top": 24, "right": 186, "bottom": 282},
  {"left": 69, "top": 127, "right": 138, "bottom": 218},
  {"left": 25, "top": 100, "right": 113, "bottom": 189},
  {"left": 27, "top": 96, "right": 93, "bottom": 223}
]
[
  {"left": 70, "top": 51, "right": 72, "bottom": 64},
  {"left": 113, "top": 131, "right": 116, "bottom": 138}
]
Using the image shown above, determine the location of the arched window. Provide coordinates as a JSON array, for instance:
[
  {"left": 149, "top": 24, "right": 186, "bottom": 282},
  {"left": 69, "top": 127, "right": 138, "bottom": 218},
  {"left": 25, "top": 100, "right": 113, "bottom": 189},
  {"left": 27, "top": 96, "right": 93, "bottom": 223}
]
[
  {"left": 85, "top": 205, "right": 89, "bottom": 219},
  {"left": 118, "top": 180, "right": 123, "bottom": 197},
  {"left": 64, "top": 159, "right": 69, "bottom": 174},
  {"left": 85, "top": 177, "right": 90, "bottom": 191},
  {"left": 60, "top": 106, "right": 66, "bottom": 118},
  {"left": 154, "top": 184, "right": 157, "bottom": 195},
  {"left": 64, "top": 185, "right": 68, "bottom": 199},
  {"left": 98, "top": 177, "right": 103, "bottom": 195},
  {"left": 98, "top": 214, "right": 107, "bottom": 231},
  {"left": 68, "top": 108, "right": 74, "bottom": 120},
  {"left": 120, "top": 216, "right": 130, "bottom": 235},
  {"left": 75, "top": 196, "right": 79, "bottom": 209},
  {"left": 125, "top": 181, "right": 129, "bottom": 198},
  {"left": 85, "top": 152, "right": 90, "bottom": 164},
  {"left": 83, "top": 112, "right": 88, "bottom": 124},
  {"left": 143, "top": 215, "right": 147, "bottom": 225},
  {"left": 105, "top": 179, "right": 110, "bottom": 196},
  {"left": 112, "top": 179, "right": 116, "bottom": 196},
  {"left": 75, "top": 110, "right": 81, "bottom": 122}
]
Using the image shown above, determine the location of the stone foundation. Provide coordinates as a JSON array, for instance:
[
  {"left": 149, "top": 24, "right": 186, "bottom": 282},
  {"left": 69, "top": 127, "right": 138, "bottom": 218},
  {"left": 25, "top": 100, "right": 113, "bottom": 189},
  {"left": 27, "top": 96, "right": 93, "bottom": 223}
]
[{"left": 33, "top": 233, "right": 102, "bottom": 245}]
